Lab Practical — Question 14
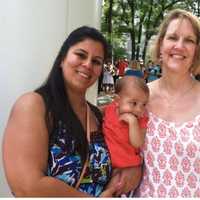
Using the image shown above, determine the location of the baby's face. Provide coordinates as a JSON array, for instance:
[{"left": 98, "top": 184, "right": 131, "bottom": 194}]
[{"left": 117, "top": 87, "right": 148, "bottom": 118}]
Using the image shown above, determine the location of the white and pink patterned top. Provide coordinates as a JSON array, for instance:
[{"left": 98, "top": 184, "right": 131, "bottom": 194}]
[{"left": 135, "top": 112, "right": 200, "bottom": 198}]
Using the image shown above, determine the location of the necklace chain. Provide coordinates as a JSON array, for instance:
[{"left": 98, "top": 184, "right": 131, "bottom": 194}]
[{"left": 159, "top": 80, "right": 195, "bottom": 107}]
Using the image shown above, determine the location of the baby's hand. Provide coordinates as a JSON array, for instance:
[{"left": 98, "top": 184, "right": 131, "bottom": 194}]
[{"left": 119, "top": 112, "right": 138, "bottom": 124}]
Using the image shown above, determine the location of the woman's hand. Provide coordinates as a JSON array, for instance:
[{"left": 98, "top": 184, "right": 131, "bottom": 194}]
[
  {"left": 101, "top": 169, "right": 121, "bottom": 197},
  {"left": 100, "top": 186, "right": 119, "bottom": 197},
  {"left": 115, "top": 166, "right": 142, "bottom": 196},
  {"left": 103, "top": 166, "right": 142, "bottom": 197}
]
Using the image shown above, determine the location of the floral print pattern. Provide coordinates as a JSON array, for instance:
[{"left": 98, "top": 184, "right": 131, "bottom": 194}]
[{"left": 136, "top": 112, "right": 200, "bottom": 197}]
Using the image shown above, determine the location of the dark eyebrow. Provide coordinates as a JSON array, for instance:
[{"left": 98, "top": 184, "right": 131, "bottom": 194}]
[{"left": 76, "top": 49, "right": 104, "bottom": 61}]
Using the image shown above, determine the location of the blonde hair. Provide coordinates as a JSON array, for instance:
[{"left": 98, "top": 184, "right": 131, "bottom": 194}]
[{"left": 150, "top": 9, "right": 200, "bottom": 72}]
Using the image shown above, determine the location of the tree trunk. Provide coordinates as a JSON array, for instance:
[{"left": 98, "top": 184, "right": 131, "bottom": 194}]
[{"left": 107, "top": 0, "right": 113, "bottom": 58}]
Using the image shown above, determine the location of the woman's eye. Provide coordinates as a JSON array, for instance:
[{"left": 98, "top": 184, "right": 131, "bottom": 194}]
[
  {"left": 168, "top": 36, "right": 177, "bottom": 41},
  {"left": 185, "top": 38, "right": 196, "bottom": 44},
  {"left": 92, "top": 59, "right": 102, "bottom": 66},
  {"left": 76, "top": 52, "right": 86, "bottom": 59}
]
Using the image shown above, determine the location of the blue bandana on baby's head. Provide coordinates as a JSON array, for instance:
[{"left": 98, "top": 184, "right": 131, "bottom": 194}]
[{"left": 124, "top": 69, "right": 144, "bottom": 78}]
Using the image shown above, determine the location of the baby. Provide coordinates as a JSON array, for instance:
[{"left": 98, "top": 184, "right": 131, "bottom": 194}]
[{"left": 102, "top": 75, "right": 149, "bottom": 195}]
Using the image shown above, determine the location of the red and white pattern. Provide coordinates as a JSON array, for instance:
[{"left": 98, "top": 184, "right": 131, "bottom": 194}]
[{"left": 135, "top": 112, "right": 200, "bottom": 197}]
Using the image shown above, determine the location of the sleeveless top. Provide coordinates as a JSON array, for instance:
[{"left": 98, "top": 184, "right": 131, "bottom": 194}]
[
  {"left": 135, "top": 112, "right": 200, "bottom": 197},
  {"left": 36, "top": 91, "right": 112, "bottom": 197}
]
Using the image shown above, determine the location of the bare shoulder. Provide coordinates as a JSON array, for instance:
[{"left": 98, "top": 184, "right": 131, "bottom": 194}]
[
  {"left": 195, "top": 80, "right": 200, "bottom": 94},
  {"left": 3, "top": 92, "right": 50, "bottom": 195},
  {"left": 147, "top": 79, "right": 160, "bottom": 102},
  {"left": 147, "top": 79, "right": 159, "bottom": 94},
  {"left": 193, "top": 80, "right": 200, "bottom": 104},
  {"left": 146, "top": 80, "right": 160, "bottom": 111},
  {"left": 4, "top": 91, "right": 48, "bottom": 142},
  {"left": 4, "top": 90, "right": 48, "bottom": 144},
  {"left": 10, "top": 92, "right": 45, "bottom": 117}
]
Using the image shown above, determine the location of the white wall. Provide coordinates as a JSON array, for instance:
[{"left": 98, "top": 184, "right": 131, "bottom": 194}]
[
  {"left": 66, "top": 0, "right": 103, "bottom": 104},
  {"left": 0, "top": 0, "right": 102, "bottom": 196},
  {"left": 0, "top": 0, "right": 68, "bottom": 196}
]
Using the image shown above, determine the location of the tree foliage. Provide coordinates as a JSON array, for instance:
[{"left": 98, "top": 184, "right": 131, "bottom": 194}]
[{"left": 101, "top": 0, "right": 199, "bottom": 63}]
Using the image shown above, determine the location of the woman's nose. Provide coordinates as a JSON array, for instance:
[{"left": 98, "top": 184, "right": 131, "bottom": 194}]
[
  {"left": 83, "top": 59, "right": 92, "bottom": 69},
  {"left": 175, "top": 38, "right": 184, "bottom": 49}
]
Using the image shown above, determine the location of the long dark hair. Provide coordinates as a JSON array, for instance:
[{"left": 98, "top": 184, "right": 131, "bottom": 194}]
[{"left": 35, "top": 26, "right": 108, "bottom": 165}]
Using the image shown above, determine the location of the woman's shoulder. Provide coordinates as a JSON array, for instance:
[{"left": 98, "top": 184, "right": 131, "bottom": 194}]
[
  {"left": 15, "top": 92, "right": 44, "bottom": 107},
  {"left": 193, "top": 80, "right": 200, "bottom": 102},
  {"left": 147, "top": 79, "right": 159, "bottom": 92},
  {"left": 146, "top": 79, "right": 162, "bottom": 111},
  {"left": 194, "top": 79, "right": 200, "bottom": 91},
  {"left": 11, "top": 92, "right": 46, "bottom": 116}
]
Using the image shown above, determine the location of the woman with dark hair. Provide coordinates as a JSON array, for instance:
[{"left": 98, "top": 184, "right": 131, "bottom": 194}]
[{"left": 2, "top": 26, "right": 141, "bottom": 197}]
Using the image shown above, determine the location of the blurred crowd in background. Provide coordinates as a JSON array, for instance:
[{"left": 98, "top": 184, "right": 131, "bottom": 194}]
[
  {"left": 98, "top": 57, "right": 200, "bottom": 97},
  {"left": 98, "top": 58, "right": 162, "bottom": 95}
]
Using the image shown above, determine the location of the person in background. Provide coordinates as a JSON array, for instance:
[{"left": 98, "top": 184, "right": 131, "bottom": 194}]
[
  {"left": 146, "top": 60, "right": 161, "bottom": 82},
  {"left": 112, "top": 63, "right": 119, "bottom": 85},
  {"left": 102, "top": 61, "right": 115, "bottom": 93},
  {"left": 2, "top": 26, "right": 141, "bottom": 197},
  {"left": 117, "top": 58, "right": 129, "bottom": 78},
  {"left": 102, "top": 75, "right": 149, "bottom": 196},
  {"left": 124, "top": 60, "right": 144, "bottom": 78},
  {"left": 135, "top": 9, "right": 200, "bottom": 197},
  {"left": 140, "top": 62, "right": 149, "bottom": 83},
  {"left": 98, "top": 69, "right": 104, "bottom": 94}
]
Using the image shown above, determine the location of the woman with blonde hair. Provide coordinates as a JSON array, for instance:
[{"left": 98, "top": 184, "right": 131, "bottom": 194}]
[{"left": 135, "top": 9, "right": 200, "bottom": 197}]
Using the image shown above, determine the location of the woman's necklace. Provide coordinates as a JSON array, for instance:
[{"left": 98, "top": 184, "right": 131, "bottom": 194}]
[
  {"left": 159, "top": 80, "right": 195, "bottom": 108},
  {"left": 86, "top": 103, "right": 91, "bottom": 143}
]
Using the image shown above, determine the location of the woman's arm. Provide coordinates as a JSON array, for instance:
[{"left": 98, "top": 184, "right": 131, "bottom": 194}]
[{"left": 2, "top": 92, "right": 91, "bottom": 197}]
